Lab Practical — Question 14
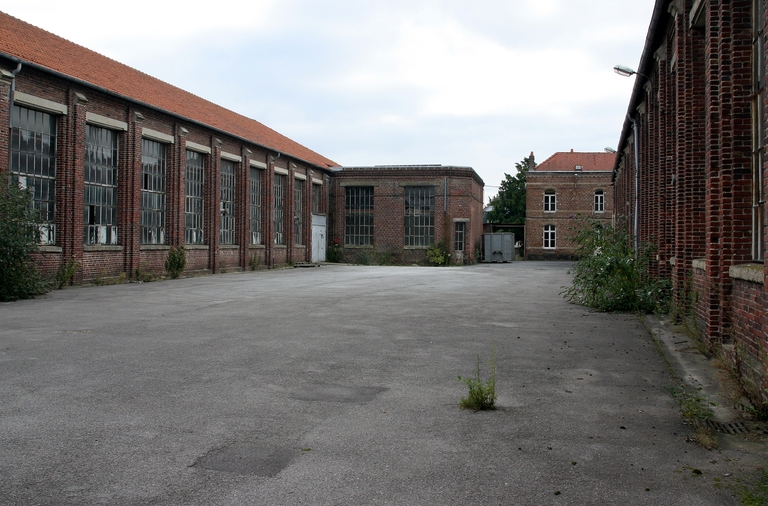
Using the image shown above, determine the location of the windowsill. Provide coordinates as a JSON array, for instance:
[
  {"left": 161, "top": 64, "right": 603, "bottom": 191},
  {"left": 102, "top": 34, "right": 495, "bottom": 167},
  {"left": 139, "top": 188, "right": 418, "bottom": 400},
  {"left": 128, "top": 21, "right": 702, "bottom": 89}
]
[
  {"left": 219, "top": 244, "right": 239, "bottom": 249},
  {"left": 543, "top": 248, "right": 556, "bottom": 250},
  {"left": 37, "top": 245, "right": 62, "bottom": 253},
  {"left": 729, "top": 264, "right": 764, "bottom": 284},
  {"left": 184, "top": 244, "right": 209, "bottom": 250},
  {"left": 140, "top": 244, "right": 170, "bottom": 250},
  {"left": 692, "top": 258, "right": 706, "bottom": 271},
  {"left": 273, "top": 245, "right": 287, "bottom": 249},
  {"left": 404, "top": 246, "right": 430, "bottom": 250},
  {"left": 249, "top": 244, "right": 265, "bottom": 249},
  {"left": 84, "top": 245, "right": 123, "bottom": 252},
  {"left": 544, "top": 211, "right": 556, "bottom": 213},
  {"left": 294, "top": 245, "right": 306, "bottom": 249},
  {"left": 593, "top": 211, "right": 605, "bottom": 214},
  {"left": 344, "top": 245, "right": 374, "bottom": 249}
]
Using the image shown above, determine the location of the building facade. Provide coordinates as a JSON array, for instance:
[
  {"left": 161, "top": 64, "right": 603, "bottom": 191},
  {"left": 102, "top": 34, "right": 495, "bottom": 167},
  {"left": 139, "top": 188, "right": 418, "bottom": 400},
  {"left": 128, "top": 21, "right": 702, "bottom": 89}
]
[
  {"left": 613, "top": 1, "right": 768, "bottom": 408},
  {"left": 329, "top": 166, "right": 485, "bottom": 264},
  {"left": 0, "top": 12, "right": 338, "bottom": 282},
  {"left": 525, "top": 151, "right": 615, "bottom": 260}
]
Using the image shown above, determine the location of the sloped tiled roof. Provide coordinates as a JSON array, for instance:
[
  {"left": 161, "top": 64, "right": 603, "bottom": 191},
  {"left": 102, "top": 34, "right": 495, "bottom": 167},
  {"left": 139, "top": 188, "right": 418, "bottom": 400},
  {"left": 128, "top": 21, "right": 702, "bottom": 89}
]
[
  {"left": 0, "top": 12, "right": 338, "bottom": 169},
  {"left": 533, "top": 151, "right": 615, "bottom": 172}
]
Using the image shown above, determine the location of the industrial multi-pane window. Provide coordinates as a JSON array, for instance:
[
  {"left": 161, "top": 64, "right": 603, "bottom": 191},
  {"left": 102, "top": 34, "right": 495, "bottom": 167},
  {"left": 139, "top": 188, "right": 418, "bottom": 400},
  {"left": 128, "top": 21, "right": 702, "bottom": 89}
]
[
  {"left": 404, "top": 186, "right": 435, "bottom": 247},
  {"left": 594, "top": 190, "right": 605, "bottom": 213},
  {"left": 752, "top": 0, "right": 765, "bottom": 261},
  {"left": 345, "top": 186, "right": 374, "bottom": 246},
  {"left": 185, "top": 150, "right": 205, "bottom": 245},
  {"left": 83, "top": 125, "right": 118, "bottom": 245},
  {"left": 294, "top": 179, "right": 304, "bottom": 245},
  {"left": 249, "top": 167, "right": 262, "bottom": 245},
  {"left": 454, "top": 222, "right": 465, "bottom": 252},
  {"left": 543, "top": 225, "right": 556, "bottom": 249},
  {"left": 544, "top": 191, "right": 556, "bottom": 212},
  {"left": 140, "top": 139, "right": 166, "bottom": 244},
  {"left": 273, "top": 173, "right": 285, "bottom": 245},
  {"left": 10, "top": 105, "right": 57, "bottom": 244},
  {"left": 312, "top": 183, "right": 322, "bottom": 214},
  {"left": 220, "top": 160, "right": 236, "bottom": 245}
]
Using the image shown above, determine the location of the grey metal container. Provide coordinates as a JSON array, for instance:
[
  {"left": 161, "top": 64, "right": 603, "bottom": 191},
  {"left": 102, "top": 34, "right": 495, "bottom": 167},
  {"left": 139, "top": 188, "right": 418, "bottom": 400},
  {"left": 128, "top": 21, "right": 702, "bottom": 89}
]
[{"left": 483, "top": 233, "right": 515, "bottom": 262}]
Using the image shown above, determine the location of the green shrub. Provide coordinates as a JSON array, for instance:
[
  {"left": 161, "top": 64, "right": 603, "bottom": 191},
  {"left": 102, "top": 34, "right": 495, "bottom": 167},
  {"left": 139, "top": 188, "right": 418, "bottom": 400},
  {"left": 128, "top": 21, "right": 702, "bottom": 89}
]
[
  {"left": 426, "top": 240, "right": 451, "bottom": 266},
  {"left": 327, "top": 243, "right": 342, "bottom": 262},
  {"left": 165, "top": 245, "right": 186, "bottom": 279},
  {"left": 458, "top": 351, "right": 497, "bottom": 411},
  {"left": 353, "top": 250, "right": 371, "bottom": 265},
  {"left": 249, "top": 252, "right": 261, "bottom": 270},
  {"left": 562, "top": 220, "right": 670, "bottom": 313},
  {"left": 0, "top": 181, "right": 47, "bottom": 301},
  {"left": 54, "top": 256, "right": 79, "bottom": 289}
]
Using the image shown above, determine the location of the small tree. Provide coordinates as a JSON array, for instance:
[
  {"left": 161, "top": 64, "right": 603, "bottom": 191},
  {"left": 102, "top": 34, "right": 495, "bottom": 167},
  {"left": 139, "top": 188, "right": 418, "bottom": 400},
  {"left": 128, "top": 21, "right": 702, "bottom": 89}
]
[
  {"left": 486, "top": 155, "right": 535, "bottom": 225},
  {"left": 0, "top": 181, "right": 46, "bottom": 301}
]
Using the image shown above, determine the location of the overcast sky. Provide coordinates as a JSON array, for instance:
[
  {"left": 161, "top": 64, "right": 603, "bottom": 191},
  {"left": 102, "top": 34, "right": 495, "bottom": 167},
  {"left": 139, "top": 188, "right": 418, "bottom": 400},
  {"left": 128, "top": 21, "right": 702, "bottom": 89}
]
[{"left": 1, "top": 0, "right": 655, "bottom": 201}]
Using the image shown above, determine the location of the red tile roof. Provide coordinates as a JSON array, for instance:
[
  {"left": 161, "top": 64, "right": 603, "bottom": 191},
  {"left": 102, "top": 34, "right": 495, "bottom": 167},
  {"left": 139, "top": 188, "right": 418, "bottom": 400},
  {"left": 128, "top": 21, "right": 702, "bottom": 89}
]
[
  {"left": 0, "top": 12, "right": 338, "bottom": 169},
  {"left": 533, "top": 151, "right": 615, "bottom": 172}
]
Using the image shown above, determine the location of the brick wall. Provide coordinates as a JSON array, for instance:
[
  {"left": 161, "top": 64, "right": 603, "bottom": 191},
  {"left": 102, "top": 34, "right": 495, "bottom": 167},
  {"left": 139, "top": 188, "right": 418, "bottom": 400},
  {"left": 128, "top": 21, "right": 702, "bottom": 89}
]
[
  {"left": 525, "top": 170, "right": 613, "bottom": 259},
  {"left": 614, "top": 0, "right": 768, "bottom": 410},
  {"left": 329, "top": 166, "right": 484, "bottom": 264}
]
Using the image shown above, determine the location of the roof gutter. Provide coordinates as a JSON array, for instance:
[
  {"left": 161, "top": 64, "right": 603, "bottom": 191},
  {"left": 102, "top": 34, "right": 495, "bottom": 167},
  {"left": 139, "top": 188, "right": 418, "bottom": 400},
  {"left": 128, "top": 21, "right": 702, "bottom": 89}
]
[
  {"left": 0, "top": 53, "right": 336, "bottom": 172},
  {"left": 612, "top": 0, "right": 670, "bottom": 177}
]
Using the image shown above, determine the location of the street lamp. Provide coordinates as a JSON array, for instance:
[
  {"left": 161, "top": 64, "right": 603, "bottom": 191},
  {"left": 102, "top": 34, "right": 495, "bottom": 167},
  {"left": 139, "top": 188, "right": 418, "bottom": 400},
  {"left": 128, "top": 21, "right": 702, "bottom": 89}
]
[{"left": 613, "top": 64, "right": 637, "bottom": 77}]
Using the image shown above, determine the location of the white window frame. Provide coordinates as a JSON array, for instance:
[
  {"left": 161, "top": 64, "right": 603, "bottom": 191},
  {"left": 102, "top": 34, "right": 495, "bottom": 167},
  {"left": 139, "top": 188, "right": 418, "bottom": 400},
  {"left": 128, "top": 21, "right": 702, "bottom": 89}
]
[
  {"left": 544, "top": 191, "right": 556, "bottom": 212},
  {"left": 543, "top": 225, "right": 556, "bottom": 249},
  {"left": 594, "top": 190, "right": 605, "bottom": 213}
]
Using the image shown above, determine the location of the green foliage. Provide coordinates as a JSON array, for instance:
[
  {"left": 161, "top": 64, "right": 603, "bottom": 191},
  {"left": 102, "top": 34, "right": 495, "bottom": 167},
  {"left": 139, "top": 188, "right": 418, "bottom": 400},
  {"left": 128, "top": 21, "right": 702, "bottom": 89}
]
[
  {"left": 486, "top": 155, "right": 535, "bottom": 225},
  {"left": 135, "top": 263, "right": 155, "bottom": 283},
  {"left": 0, "top": 181, "right": 47, "bottom": 301},
  {"left": 327, "top": 242, "right": 342, "bottom": 262},
  {"left": 353, "top": 250, "right": 371, "bottom": 265},
  {"left": 249, "top": 252, "right": 261, "bottom": 271},
  {"left": 458, "top": 351, "right": 497, "bottom": 411},
  {"left": 669, "top": 385, "right": 715, "bottom": 421},
  {"left": 426, "top": 240, "right": 451, "bottom": 266},
  {"left": 731, "top": 469, "right": 768, "bottom": 506},
  {"left": 165, "top": 245, "right": 187, "bottom": 279},
  {"left": 54, "top": 256, "right": 79, "bottom": 289},
  {"left": 562, "top": 220, "right": 671, "bottom": 313}
]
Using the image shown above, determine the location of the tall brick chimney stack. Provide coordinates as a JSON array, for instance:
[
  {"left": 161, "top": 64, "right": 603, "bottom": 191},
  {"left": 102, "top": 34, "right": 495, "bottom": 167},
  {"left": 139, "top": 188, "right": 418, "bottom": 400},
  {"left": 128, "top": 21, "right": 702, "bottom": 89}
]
[{"left": 528, "top": 151, "right": 535, "bottom": 171}]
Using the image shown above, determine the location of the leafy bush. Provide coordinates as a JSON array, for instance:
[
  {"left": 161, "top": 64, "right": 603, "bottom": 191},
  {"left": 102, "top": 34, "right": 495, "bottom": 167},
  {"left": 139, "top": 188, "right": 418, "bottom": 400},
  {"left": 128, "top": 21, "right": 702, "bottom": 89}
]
[
  {"left": 562, "top": 220, "right": 670, "bottom": 313},
  {"left": 458, "top": 352, "right": 497, "bottom": 411},
  {"left": 165, "top": 245, "right": 186, "bottom": 279},
  {"left": 426, "top": 240, "right": 451, "bottom": 266},
  {"left": 0, "top": 182, "right": 46, "bottom": 301}
]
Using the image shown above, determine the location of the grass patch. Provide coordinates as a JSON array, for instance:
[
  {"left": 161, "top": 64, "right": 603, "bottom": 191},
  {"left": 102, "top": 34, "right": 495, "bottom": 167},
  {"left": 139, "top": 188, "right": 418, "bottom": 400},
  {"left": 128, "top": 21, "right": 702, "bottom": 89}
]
[
  {"left": 731, "top": 469, "right": 768, "bottom": 506},
  {"left": 458, "top": 350, "right": 497, "bottom": 411}
]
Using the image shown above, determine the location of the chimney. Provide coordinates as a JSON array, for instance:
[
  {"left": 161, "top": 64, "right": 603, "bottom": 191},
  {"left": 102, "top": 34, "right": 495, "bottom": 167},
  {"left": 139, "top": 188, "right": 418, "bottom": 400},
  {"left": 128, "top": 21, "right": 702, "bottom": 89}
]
[{"left": 528, "top": 151, "right": 535, "bottom": 171}]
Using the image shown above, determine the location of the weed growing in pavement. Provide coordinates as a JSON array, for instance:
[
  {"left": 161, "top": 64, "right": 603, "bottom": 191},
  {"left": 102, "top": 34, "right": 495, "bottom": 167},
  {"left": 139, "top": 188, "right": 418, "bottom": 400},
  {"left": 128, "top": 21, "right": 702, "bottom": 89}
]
[
  {"left": 729, "top": 468, "right": 768, "bottom": 506},
  {"left": 458, "top": 350, "right": 497, "bottom": 411},
  {"left": 54, "top": 256, "right": 80, "bottom": 289},
  {"left": 670, "top": 384, "right": 716, "bottom": 421}
]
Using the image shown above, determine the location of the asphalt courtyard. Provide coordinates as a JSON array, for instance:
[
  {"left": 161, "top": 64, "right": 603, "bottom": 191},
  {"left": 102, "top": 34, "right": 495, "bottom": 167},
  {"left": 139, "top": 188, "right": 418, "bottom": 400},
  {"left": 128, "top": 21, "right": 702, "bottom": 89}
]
[{"left": 0, "top": 261, "right": 764, "bottom": 505}]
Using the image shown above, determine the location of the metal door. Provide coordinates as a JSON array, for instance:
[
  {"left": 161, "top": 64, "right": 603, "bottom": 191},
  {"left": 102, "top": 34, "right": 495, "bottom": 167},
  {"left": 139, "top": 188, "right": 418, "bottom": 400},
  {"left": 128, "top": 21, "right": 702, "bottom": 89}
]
[{"left": 311, "top": 214, "right": 327, "bottom": 262}]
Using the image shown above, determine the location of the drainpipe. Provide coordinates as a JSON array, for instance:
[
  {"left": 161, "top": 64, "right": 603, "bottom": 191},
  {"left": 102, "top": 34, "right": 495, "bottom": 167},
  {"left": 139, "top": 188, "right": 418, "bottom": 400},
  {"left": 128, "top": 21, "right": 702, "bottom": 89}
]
[
  {"left": 9, "top": 63, "right": 21, "bottom": 126},
  {"left": 628, "top": 114, "right": 640, "bottom": 254}
]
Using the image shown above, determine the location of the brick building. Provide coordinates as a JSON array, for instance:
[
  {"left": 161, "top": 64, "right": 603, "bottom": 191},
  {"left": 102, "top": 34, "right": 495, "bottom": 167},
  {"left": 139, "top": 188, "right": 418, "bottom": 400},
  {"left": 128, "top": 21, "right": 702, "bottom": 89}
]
[
  {"left": 613, "top": 1, "right": 768, "bottom": 408},
  {"left": 329, "top": 165, "right": 484, "bottom": 264},
  {"left": 0, "top": 12, "right": 340, "bottom": 282},
  {"left": 525, "top": 151, "right": 615, "bottom": 259},
  {"left": 0, "top": 13, "right": 488, "bottom": 281}
]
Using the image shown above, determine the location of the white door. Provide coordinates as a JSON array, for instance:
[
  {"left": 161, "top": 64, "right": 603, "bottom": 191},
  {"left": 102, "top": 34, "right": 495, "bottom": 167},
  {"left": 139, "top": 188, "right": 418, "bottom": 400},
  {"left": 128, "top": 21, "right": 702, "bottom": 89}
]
[{"left": 311, "top": 214, "right": 327, "bottom": 262}]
